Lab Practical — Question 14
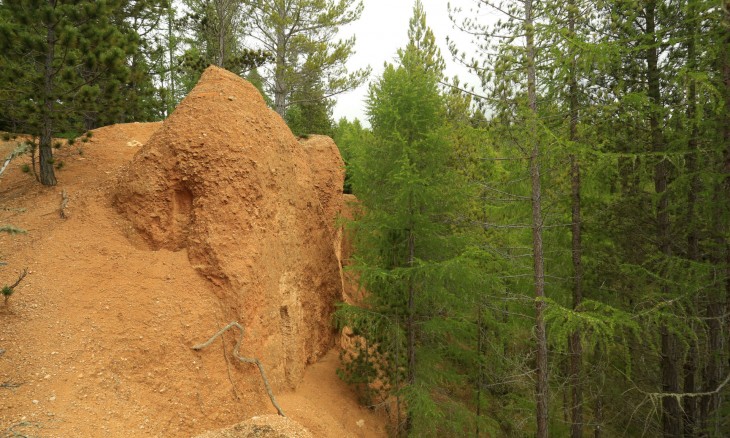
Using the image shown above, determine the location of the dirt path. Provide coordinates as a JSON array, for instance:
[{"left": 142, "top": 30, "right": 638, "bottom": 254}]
[{"left": 0, "top": 123, "right": 386, "bottom": 437}]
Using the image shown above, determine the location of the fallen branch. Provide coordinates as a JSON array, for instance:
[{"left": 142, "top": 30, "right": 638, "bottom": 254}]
[
  {"left": 2, "top": 268, "right": 28, "bottom": 306},
  {"left": 192, "top": 321, "right": 286, "bottom": 417},
  {"left": 59, "top": 190, "right": 69, "bottom": 219},
  {"left": 2, "top": 421, "right": 39, "bottom": 438},
  {"left": 0, "top": 143, "right": 29, "bottom": 178},
  {"left": 642, "top": 372, "right": 730, "bottom": 401},
  {"left": 1, "top": 380, "right": 23, "bottom": 389}
]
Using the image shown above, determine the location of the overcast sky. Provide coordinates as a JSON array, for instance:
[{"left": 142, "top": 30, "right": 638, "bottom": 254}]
[{"left": 332, "top": 0, "right": 484, "bottom": 123}]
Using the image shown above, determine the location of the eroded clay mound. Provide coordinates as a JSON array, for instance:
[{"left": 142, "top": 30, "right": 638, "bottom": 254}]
[
  {"left": 194, "top": 415, "right": 313, "bottom": 438},
  {"left": 299, "top": 135, "right": 344, "bottom": 231},
  {"left": 114, "top": 66, "right": 343, "bottom": 389}
]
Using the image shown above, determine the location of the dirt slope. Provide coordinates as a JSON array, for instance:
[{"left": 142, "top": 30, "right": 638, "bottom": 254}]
[{"left": 0, "top": 69, "right": 386, "bottom": 437}]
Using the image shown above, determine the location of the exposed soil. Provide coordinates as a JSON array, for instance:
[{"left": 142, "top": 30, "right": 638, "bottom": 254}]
[{"left": 0, "top": 67, "right": 387, "bottom": 437}]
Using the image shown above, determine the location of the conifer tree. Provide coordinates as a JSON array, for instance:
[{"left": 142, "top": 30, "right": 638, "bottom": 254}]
[
  {"left": 0, "top": 0, "right": 130, "bottom": 185},
  {"left": 336, "top": 2, "right": 480, "bottom": 435},
  {"left": 242, "top": 0, "right": 370, "bottom": 116},
  {"left": 181, "top": 0, "right": 270, "bottom": 75},
  {"left": 285, "top": 74, "right": 334, "bottom": 136}
]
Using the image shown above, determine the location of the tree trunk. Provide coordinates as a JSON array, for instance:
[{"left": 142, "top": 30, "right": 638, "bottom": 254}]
[
  {"left": 525, "top": 0, "right": 548, "bottom": 435},
  {"left": 215, "top": 0, "right": 226, "bottom": 67},
  {"left": 567, "top": 1, "right": 583, "bottom": 435},
  {"left": 682, "top": 4, "right": 699, "bottom": 433},
  {"left": 166, "top": 5, "right": 176, "bottom": 117},
  {"left": 476, "top": 305, "right": 484, "bottom": 438},
  {"left": 405, "top": 227, "right": 416, "bottom": 434},
  {"left": 273, "top": 5, "right": 288, "bottom": 117},
  {"left": 594, "top": 346, "right": 603, "bottom": 438},
  {"left": 40, "top": 9, "right": 57, "bottom": 187},
  {"left": 645, "top": 2, "right": 680, "bottom": 435}
]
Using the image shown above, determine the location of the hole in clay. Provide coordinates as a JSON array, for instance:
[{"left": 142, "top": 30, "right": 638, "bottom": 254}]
[{"left": 171, "top": 186, "right": 194, "bottom": 250}]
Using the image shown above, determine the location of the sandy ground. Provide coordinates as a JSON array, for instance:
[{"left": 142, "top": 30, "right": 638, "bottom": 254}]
[{"left": 0, "top": 122, "right": 387, "bottom": 437}]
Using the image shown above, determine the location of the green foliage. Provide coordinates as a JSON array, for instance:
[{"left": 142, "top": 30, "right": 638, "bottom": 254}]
[
  {"left": 447, "top": 0, "right": 730, "bottom": 434},
  {"left": 242, "top": 0, "right": 370, "bottom": 116},
  {"left": 0, "top": 225, "right": 26, "bottom": 235},
  {"left": 285, "top": 87, "right": 334, "bottom": 137},
  {"left": 0, "top": 0, "right": 138, "bottom": 184},
  {"left": 332, "top": 118, "right": 371, "bottom": 194},
  {"left": 337, "top": 4, "right": 487, "bottom": 434}
]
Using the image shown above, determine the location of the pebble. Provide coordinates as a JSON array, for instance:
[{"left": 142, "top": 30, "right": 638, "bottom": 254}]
[{"left": 32, "top": 399, "right": 39, "bottom": 404}]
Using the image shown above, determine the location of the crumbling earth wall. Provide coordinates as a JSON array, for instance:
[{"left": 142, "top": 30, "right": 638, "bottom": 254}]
[{"left": 114, "top": 66, "right": 344, "bottom": 390}]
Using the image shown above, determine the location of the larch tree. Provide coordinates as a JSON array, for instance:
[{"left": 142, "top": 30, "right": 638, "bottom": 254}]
[
  {"left": 450, "top": 0, "right": 549, "bottom": 434},
  {"left": 336, "top": 2, "right": 482, "bottom": 435}
]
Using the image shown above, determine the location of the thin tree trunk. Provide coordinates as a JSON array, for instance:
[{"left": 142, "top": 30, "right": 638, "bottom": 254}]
[
  {"left": 167, "top": 5, "right": 176, "bottom": 117},
  {"left": 40, "top": 7, "right": 57, "bottom": 187},
  {"left": 716, "top": 5, "right": 730, "bottom": 434},
  {"left": 405, "top": 227, "right": 416, "bottom": 434},
  {"left": 594, "top": 346, "right": 603, "bottom": 438},
  {"left": 525, "top": 0, "right": 548, "bottom": 435},
  {"left": 476, "top": 304, "right": 484, "bottom": 438},
  {"left": 215, "top": 0, "right": 226, "bottom": 67},
  {"left": 683, "top": 3, "right": 699, "bottom": 433},
  {"left": 395, "top": 313, "right": 402, "bottom": 437},
  {"left": 567, "top": 1, "right": 583, "bottom": 435},
  {"left": 273, "top": 5, "right": 288, "bottom": 117},
  {"left": 646, "top": 1, "right": 680, "bottom": 433}
]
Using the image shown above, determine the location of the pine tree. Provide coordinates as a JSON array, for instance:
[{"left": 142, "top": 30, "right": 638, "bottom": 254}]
[
  {"left": 0, "top": 0, "right": 131, "bottom": 185},
  {"left": 176, "top": 0, "right": 270, "bottom": 98},
  {"left": 285, "top": 74, "right": 334, "bottom": 137},
  {"left": 242, "top": 0, "right": 370, "bottom": 117}
]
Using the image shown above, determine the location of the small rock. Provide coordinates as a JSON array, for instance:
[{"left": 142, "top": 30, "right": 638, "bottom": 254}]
[
  {"left": 228, "top": 96, "right": 235, "bottom": 101},
  {"left": 356, "top": 419, "right": 365, "bottom": 428},
  {"left": 32, "top": 400, "right": 39, "bottom": 404}
]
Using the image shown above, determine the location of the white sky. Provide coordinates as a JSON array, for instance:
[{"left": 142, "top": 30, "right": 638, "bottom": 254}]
[{"left": 332, "top": 0, "right": 483, "bottom": 123}]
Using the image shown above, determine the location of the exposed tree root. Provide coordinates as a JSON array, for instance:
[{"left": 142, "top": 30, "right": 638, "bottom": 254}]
[
  {"left": 192, "top": 321, "right": 286, "bottom": 417},
  {"left": 59, "top": 190, "right": 69, "bottom": 219},
  {"left": 2, "top": 268, "right": 28, "bottom": 306}
]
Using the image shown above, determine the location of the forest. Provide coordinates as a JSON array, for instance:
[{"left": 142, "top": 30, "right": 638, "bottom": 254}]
[{"left": 1, "top": 0, "right": 729, "bottom": 437}]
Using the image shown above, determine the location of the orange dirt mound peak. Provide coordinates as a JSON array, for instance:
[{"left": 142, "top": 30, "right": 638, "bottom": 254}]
[{"left": 114, "top": 65, "right": 344, "bottom": 389}]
